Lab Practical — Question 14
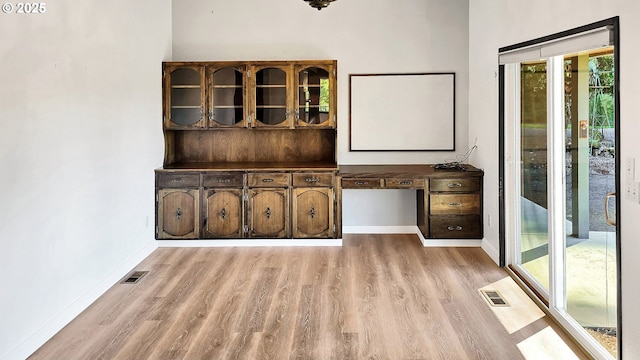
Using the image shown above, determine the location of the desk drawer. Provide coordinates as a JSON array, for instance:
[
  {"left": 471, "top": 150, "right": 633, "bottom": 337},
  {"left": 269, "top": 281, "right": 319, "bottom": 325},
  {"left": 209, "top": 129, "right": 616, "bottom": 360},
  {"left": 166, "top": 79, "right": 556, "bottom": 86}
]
[
  {"left": 292, "top": 172, "right": 334, "bottom": 187},
  {"left": 385, "top": 178, "right": 426, "bottom": 188},
  {"left": 430, "top": 178, "right": 480, "bottom": 192},
  {"left": 341, "top": 178, "right": 384, "bottom": 189},
  {"left": 202, "top": 173, "right": 244, "bottom": 188},
  {"left": 157, "top": 173, "right": 200, "bottom": 188},
  {"left": 429, "top": 216, "right": 482, "bottom": 238},
  {"left": 430, "top": 194, "right": 481, "bottom": 215},
  {"left": 248, "top": 173, "right": 290, "bottom": 187}
]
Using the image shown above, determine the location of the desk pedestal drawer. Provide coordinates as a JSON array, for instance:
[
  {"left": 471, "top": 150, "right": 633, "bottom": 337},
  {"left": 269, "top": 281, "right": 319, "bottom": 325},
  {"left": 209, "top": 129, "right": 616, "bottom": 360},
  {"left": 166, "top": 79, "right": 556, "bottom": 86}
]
[
  {"left": 341, "top": 178, "right": 383, "bottom": 189},
  {"left": 430, "top": 194, "right": 481, "bottom": 215},
  {"left": 430, "top": 178, "right": 480, "bottom": 192},
  {"left": 429, "top": 216, "right": 481, "bottom": 238},
  {"left": 385, "top": 178, "right": 426, "bottom": 188}
]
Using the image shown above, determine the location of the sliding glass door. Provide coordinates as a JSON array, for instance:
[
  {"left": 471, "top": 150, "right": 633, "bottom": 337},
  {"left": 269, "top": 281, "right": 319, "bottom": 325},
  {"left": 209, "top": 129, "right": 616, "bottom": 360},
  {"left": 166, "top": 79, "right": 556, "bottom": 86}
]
[{"left": 501, "top": 19, "right": 620, "bottom": 360}]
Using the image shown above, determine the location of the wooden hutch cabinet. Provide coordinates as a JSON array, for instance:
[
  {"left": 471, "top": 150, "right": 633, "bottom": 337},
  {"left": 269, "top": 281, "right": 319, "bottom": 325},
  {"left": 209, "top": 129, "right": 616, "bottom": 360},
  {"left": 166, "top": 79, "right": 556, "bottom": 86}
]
[{"left": 156, "top": 60, "right": 338, "bottom": 240}]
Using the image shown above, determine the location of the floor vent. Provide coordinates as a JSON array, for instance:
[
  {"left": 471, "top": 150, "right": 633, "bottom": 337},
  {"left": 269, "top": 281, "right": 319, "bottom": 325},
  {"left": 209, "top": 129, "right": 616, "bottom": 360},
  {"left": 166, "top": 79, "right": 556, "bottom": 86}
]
[
  {"left": 120, "top": 270, "right": 148, "bottom": 284},
  {"left": 480, "top": 289, "right": 509, "bottom": 307}
]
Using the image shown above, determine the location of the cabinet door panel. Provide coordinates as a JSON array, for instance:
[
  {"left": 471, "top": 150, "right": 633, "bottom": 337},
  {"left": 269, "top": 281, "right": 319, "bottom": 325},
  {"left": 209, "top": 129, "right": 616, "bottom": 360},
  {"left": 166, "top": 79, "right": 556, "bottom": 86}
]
[
  {"left": 204, "top": 189, "right": 243, "bottom": 238},
  {"left": 248, "top": 188, "right": 289, "bottom": 238},
  {"left": 209, "top": 66, "right": 247, "bottom": 127},
  {"left": 293, "top": 188, "right": 333, "bottom": 238},
  {"left": 157, "top": 189, "right": 200, "bottom": 239},
  {"left": 165, "top": 66, "right": 206, "bottom": 129},
  {"left": 295, "top": 64, "right": 335, "bottom": 128},
  {"left": 252, "top": 65, "right": 293, "bottom": 128}
]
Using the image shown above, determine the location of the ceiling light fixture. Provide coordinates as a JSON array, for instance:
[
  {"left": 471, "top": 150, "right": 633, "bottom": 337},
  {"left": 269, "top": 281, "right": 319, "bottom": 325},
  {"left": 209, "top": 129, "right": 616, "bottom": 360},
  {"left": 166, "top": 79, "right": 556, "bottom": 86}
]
[{"left": 304, "top": 0, "right": 336, "bottom": 10}]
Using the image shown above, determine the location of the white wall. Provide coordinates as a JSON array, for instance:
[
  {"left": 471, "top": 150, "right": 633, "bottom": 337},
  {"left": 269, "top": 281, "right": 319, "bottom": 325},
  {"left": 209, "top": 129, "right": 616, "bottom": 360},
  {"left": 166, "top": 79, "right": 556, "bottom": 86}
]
[
  {"left": 172, "top": 0, "right": 470, "bottom": 227},
  {"left": 0, "top": 1, "right": 171, "bottom": 359},
  {"left": 469, "top": 0, "right": 640, "bottom": 358}
]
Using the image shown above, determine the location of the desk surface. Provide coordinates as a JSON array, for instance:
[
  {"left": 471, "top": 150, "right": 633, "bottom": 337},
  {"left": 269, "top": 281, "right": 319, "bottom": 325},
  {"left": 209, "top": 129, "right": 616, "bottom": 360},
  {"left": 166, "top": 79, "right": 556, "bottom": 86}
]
[{"left": 338, "top": 164, "right": 483, "bottom": 178}]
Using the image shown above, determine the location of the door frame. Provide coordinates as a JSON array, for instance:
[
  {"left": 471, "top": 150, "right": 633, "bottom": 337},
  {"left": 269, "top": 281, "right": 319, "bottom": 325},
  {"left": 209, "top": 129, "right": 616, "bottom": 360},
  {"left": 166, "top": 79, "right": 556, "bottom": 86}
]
[{"left": 498, "top": 16, "right": 621, "bottom": 359}]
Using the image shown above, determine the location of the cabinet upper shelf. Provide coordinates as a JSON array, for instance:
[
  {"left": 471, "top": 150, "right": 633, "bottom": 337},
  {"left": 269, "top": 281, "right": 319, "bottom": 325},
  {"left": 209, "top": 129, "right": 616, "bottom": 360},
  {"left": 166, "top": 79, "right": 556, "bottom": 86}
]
[{"left": 163, "top": 60, "right": 336, "bottom": 130}]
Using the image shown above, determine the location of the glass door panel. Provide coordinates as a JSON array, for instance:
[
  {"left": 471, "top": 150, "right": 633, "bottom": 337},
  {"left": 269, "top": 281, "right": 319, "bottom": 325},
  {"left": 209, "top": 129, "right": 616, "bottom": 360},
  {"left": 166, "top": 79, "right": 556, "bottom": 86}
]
[
  {"left": 519, "top": 61, "right": 550, "bottom": 293},
  {"left": 255, "top": 67, "right": 289, "bottom": 126},
  {"left": 564, "top": 51, "right": 617, "bottom": 358},
  {"left": 210, "top": 67, "right": 245, "bottom": 127},
  {"left": 168, "top": 67, "right": 204, "bottom": 127}
]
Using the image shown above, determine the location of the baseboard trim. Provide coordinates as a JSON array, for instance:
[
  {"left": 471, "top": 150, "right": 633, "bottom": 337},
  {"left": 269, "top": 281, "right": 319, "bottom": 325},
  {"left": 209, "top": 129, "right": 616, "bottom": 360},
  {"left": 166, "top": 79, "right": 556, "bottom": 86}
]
[
  {"left": 481, "top": 239, "right": 501, "bottom": 265},
  {"left": 344, "top": 225, "right": 482, "bottom": 247},
  {"left": 2, "top": 241, "right": 158, "bottom": 360},
  {"left": 343, "top": 225, "right": 418, "bottom": 234},
  {"left": 157, "top": 238, "right": 343, "bottom": 247}
]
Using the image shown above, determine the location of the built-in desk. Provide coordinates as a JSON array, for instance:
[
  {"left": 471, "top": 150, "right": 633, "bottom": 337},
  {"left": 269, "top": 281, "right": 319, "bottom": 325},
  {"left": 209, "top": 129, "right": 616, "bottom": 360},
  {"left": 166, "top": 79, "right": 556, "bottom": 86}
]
[{"left": 338, "top": 164, "right": 483, "bottom": 239}]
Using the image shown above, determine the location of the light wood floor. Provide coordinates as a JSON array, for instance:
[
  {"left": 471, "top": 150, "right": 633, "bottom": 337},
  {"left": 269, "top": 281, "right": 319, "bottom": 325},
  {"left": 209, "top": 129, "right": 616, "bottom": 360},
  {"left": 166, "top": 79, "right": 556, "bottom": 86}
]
[{"left": 29, "top": 234, "right": 589, "bottom": 360}]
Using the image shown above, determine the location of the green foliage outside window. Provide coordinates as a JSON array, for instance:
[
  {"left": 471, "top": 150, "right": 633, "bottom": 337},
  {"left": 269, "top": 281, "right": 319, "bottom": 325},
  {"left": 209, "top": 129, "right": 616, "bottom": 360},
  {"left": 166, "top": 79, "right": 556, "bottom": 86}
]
[{"left": 320, "top": 78, "right": 329, "bottom": 112}]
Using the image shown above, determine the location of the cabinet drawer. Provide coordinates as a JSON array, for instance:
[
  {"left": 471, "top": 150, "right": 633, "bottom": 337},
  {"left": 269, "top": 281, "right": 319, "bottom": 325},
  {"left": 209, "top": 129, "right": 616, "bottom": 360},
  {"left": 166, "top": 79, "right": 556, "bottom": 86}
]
[
  {"left": 341, "top": 178, "right": 384, "bottom": 189},
  {"left": 385, "top": 178, "right": 426, "bottom": 188},
  {"left": 429, "top": 216, "right": 482, "bottom": 238},
  {"left": 157, "top": 173, "right": 200, "bottom": 188},
  {"left": 203, "top": 173, "right": 244, "bottom": 188},
  {"left": 292, "top": 172, "right": 334, "bottom": 187},
  {"left": 430, "top": 194, "right": 481, "bottom": 215},
  {"left": 430, "top": 178, "right": 481, "bottom": 192},
  {"left": 248, "top": 172, "right": 290, "bottom": 187}
]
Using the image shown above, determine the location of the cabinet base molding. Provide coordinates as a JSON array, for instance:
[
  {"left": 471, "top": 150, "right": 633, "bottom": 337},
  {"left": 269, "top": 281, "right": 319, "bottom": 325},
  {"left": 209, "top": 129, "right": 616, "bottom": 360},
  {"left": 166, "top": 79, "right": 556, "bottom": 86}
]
[
  {"left": 157, "top": 238, "right": 342, "bottom": 248},
  {"left": 416, "top": 231, "right": 483, "bottom": 247}
]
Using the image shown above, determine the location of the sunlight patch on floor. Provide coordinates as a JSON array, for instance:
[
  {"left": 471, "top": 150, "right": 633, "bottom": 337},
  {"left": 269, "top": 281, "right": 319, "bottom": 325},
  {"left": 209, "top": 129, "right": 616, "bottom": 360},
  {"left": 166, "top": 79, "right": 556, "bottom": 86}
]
[
  {"left": 479, "top": 277, "right": 545, "bottom": 334},
  {"left": 517, "top": 326, "right": 581, "bottom": 360}
]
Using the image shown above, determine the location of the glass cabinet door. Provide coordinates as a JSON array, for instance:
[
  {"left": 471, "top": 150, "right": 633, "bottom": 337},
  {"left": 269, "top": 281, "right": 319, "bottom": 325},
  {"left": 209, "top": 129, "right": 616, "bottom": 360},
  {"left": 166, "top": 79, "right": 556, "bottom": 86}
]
[
  {"left": 165, "top": 66, "right": 205, "bottom": 128},
  {"left": 253, "top": 66, "right": 291, "bottom": 127},
  {"left": 296, "top": 66, "right": 334, "bottom": 128},
  {"left": 209, "top": 66, "right": 246, "bottom": 127}
]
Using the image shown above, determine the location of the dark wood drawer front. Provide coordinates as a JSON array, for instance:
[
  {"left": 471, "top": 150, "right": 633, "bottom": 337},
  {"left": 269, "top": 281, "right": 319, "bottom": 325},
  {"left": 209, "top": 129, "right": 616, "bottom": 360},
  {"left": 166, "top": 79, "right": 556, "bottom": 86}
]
[
  {"left": 430, "top": 178, "right": 480, "bottom": 192},
  {"left": 385, "top": 178, "right": 426, "bottom": 188},
  {"left": 430, "top": 194, "right": 481, "bottom": 215},
  {"left": 429, "top": 216, "right": 482, "bottom": 238},
  {"left": 202, "top": 173, "right": 244, "bottom": 188},
  {"left": 157, "top": 173, "right": 200, "bottom": 188},
  {"left": 248, "top": 173, "right": 290, "bottom": 187},
  {"left": 292, "top": 173, "right": 334, "bottom": 187},
  {"left": 341, "top": 178, "right": 384, "bottom": 189}
]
